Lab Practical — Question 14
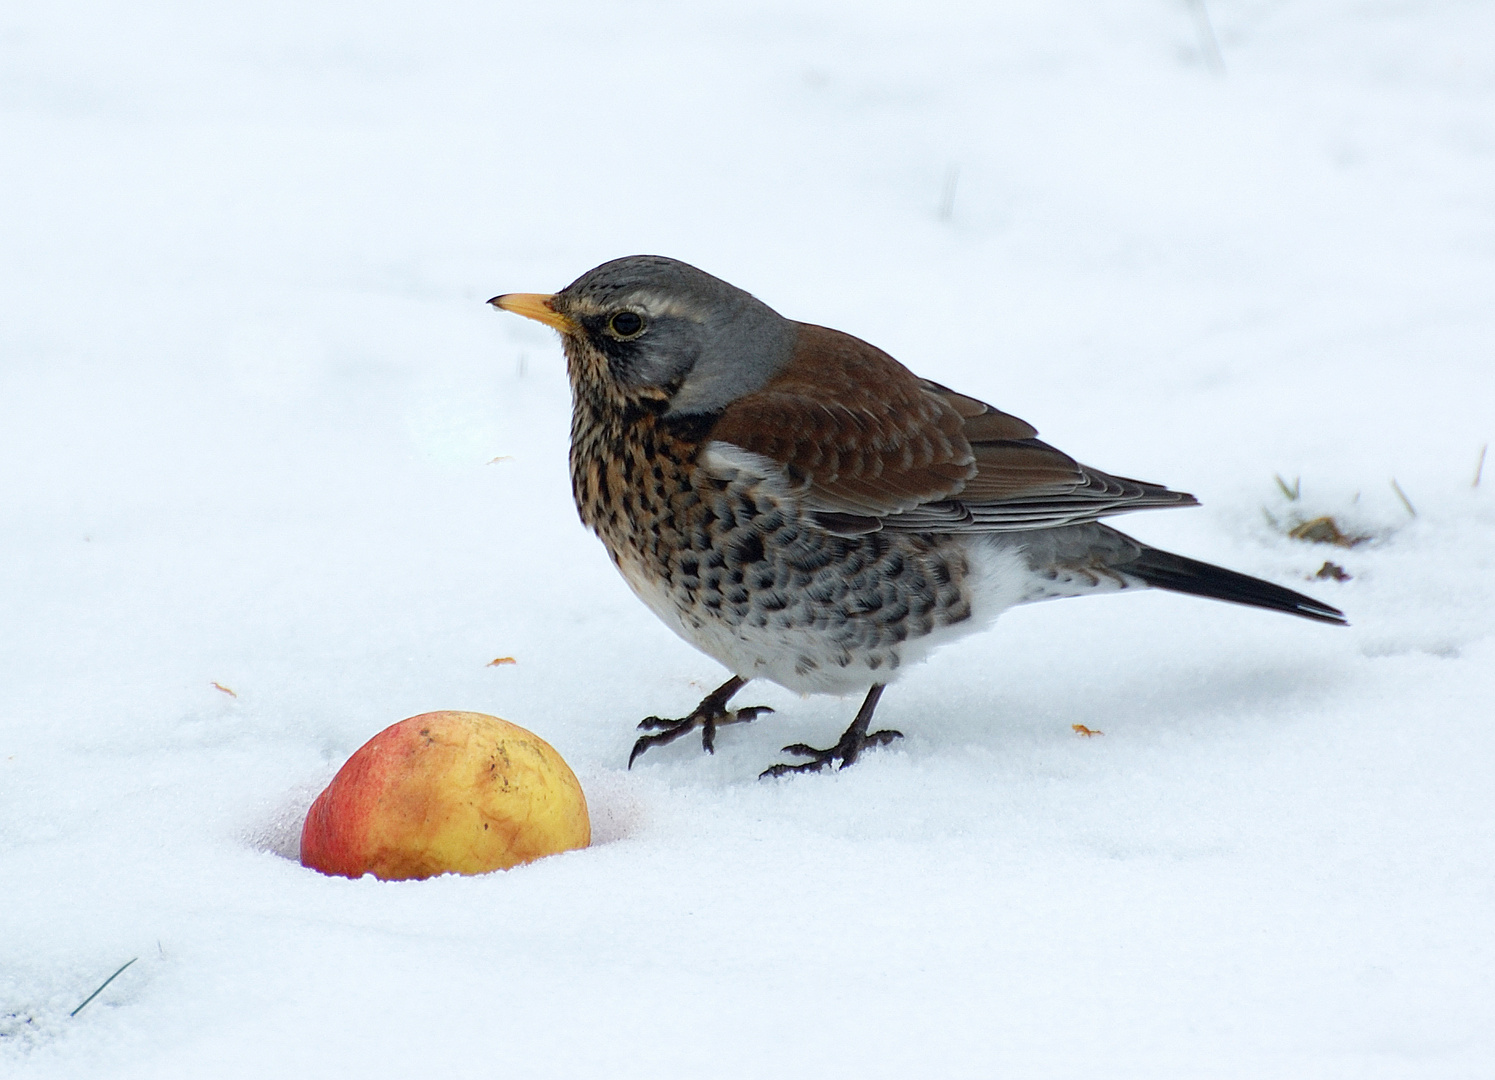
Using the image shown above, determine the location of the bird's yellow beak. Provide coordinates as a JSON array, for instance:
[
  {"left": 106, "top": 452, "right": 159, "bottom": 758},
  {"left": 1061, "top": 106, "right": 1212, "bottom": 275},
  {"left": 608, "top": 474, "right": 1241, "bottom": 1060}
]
[{"left": 487, "top": 293, "right": 579, "bottom": 335}]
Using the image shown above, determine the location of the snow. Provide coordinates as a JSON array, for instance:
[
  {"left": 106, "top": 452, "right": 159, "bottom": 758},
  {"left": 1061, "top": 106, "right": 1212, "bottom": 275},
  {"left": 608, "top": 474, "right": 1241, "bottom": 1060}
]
[{"left": 3, "top": 1, "right": 1494, "bottom": 1075}]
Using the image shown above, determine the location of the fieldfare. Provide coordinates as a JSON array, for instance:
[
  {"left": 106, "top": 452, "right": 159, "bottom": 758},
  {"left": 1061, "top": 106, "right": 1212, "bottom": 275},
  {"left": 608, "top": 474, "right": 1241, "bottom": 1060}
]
[{"left": 490, "top": 256, "right": 1345, "bottom": 777}]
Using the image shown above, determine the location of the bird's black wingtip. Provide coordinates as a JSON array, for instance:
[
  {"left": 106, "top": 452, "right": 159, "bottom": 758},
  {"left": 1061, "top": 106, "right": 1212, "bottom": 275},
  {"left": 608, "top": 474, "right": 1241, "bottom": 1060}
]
[
  {"left": 1293, "top": 601, "right": 1349, "bottom": 626},
  {"left": 1120, "top": 546, "right": 1350, "bottom": 626}
]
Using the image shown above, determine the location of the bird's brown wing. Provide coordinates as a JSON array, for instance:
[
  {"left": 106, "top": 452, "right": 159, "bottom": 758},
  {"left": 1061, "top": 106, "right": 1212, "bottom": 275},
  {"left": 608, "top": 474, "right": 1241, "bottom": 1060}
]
[
  {"left": 705, "top": 323, "right": 1196, "bottom": 536},
  {"left": 706, "top": 324, "right": 977, "bottom": 519}
]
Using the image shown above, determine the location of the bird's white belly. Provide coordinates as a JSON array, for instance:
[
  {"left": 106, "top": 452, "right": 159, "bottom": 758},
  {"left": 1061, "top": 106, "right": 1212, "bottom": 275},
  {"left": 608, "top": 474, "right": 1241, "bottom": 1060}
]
[{"left": 613, "top": 535, "right": 1033, "bottom": 696}]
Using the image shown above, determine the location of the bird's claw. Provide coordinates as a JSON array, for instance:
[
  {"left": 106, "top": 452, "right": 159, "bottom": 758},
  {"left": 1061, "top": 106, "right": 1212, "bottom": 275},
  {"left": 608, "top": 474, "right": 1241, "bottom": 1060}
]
[
  {"left": 628, "top": 704, "right": 773, "bottom": 768},
  {"left": 760, "top": 728, "right": 903, "bottom": 779}
]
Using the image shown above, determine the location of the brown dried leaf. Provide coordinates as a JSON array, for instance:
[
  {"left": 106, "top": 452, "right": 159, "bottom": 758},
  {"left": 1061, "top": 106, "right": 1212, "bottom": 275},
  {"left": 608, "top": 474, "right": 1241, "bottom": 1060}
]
[{"left": 1286, "top": 516, "right": 1370, "bottom": 547}]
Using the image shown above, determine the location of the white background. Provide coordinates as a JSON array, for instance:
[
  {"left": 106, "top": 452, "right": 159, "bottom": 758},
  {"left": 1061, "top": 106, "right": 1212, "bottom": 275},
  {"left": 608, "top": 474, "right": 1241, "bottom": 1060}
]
[{"left": 3, "top": 2, "right": 1493, "bottom": 1076}]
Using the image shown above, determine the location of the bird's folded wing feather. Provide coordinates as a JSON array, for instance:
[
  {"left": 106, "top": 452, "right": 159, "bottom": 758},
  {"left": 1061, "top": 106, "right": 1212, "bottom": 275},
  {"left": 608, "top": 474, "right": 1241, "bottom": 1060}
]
[{"left": 704, "top": 323, "right": 1196, "bottom": 535}]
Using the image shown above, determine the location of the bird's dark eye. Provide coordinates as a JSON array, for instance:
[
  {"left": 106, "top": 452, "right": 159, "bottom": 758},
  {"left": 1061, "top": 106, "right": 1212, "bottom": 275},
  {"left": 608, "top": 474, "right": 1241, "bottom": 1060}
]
[{"left": 609, "top": 311, "right": 645, "bottom": 338}]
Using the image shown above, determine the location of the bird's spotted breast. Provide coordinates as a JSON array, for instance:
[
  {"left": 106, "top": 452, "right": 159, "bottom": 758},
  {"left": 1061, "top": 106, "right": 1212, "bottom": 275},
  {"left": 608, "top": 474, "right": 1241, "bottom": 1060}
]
[{"left": 570, "top": 401, "right": 977, "bottom": 694}]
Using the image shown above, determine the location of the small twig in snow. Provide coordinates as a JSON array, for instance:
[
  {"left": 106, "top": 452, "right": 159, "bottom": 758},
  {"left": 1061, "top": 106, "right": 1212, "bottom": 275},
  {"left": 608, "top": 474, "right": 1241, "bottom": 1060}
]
[
  {"left": 938, "top": 165, "right": 960, "bottom": 221},
  {"left": 210, "top": 681, "right": 237, "bottom": 698},
  {"left": 70, "top": 958, "right": 137, "bottom": 1018},
  {"left": 1475, "top": 444, "right": 1487, "bottom": 488},
  {"left": 1274, "top": 474, "right": 1301, "bottom": 501},
  {"left": 1389, "top": 479, "right": 1417, "bottom": 518}
]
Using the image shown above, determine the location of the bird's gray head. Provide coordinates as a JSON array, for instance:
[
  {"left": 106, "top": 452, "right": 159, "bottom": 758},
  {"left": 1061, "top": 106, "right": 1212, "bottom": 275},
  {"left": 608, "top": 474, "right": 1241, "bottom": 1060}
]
[{"left": 490, "top": 256, "right": 797, "bottom": 416}]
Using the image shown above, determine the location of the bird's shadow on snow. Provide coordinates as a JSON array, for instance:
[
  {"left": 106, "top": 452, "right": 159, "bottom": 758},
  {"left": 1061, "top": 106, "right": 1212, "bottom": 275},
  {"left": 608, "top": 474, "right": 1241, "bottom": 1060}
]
[
  {"left": 584, "top": 651, "right": 1349, "bottom": 788},
  {"left": 906, "top": 653, "right": 1352, "bottom": 756}
]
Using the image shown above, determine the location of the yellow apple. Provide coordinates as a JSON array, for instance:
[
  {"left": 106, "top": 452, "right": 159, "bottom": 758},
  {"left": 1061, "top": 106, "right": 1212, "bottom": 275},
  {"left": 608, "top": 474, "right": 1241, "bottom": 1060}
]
[{"left": 300, "top": 711, "right": 590, "bottom": 880}]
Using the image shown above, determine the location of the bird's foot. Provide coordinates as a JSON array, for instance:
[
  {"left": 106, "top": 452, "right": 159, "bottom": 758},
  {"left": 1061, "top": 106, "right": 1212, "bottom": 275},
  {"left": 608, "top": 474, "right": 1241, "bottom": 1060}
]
[
  {"left": 628, "top": 690, "right": 772, "bottom": 768},
  {"left": 760, "top": 726, "right": 903, "bottom": 779}
]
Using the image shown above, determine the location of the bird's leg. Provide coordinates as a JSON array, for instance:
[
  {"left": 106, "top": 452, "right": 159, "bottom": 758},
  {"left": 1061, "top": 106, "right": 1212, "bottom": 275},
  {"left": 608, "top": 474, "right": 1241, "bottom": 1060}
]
[
  {"left": 629, "top": 675, "right": 773, "bottom": 768},
  {"left": 760, "top": 684, "right": 902, "bottom": 778}
]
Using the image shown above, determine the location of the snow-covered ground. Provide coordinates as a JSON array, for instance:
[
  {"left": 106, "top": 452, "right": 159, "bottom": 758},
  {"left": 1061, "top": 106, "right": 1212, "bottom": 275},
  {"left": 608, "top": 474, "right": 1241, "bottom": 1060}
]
[{"left": 3, "top": 1, "right": 1493, "bottom": 1075}]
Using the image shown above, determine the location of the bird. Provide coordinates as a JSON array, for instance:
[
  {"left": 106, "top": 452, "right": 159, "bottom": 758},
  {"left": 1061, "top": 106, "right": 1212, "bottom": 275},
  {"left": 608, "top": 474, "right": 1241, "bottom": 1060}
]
[{"left": 489, "top": 256, "right": 1346, "bottom": 777}]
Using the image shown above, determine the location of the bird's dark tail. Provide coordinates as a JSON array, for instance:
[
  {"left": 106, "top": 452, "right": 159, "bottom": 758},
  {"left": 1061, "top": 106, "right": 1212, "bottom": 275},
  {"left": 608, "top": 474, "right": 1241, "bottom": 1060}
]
[{"left": 1120, "top": 546, "right": 1348, "bottom": 625}]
